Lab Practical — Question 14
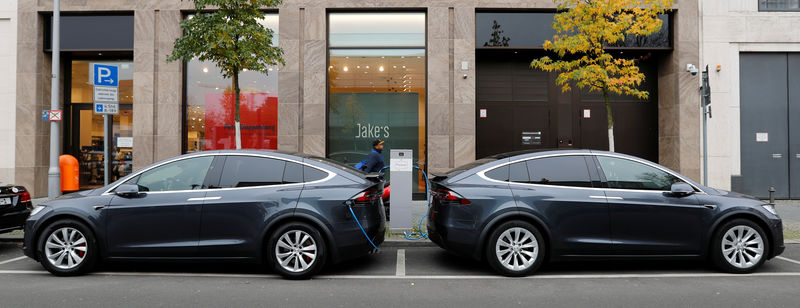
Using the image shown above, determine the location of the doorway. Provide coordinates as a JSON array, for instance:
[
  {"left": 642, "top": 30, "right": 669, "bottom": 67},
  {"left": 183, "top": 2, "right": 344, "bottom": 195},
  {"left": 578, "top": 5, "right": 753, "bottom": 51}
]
[
  {"left": 65, "top": 59, "right": 134, "bottom": 189},
  {"left": 737, "top": 53, "right": 800, "bottom": 199},
  {"left": 475, "top": 49, "right": 659, "bottom": 162}
]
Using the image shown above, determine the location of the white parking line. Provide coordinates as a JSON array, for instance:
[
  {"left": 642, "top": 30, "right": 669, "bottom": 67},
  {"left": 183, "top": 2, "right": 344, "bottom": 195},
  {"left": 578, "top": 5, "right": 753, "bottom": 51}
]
[
  {"left": 776, "top": 256, "right": 800, "bottom": 266},
  {"left": 396, "top": 249, "right": 406, "bottom": 276},
  {"left": 1, "top": 270, "right": 800, "bottom": 280},
  {"left": 0, "top": 256, "right": 28, "bottom": 265}
]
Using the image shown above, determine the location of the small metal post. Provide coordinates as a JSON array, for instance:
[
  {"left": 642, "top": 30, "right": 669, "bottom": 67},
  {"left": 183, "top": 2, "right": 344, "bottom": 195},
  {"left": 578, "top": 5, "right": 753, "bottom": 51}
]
[{"left": 769, "top": 187, "right": 775, "bottom": 205}]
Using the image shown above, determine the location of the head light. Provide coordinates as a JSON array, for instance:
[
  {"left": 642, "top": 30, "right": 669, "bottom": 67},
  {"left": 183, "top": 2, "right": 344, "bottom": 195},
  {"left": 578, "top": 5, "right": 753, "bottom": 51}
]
[{"left": 761, "top": 204, "right": 777, "bottom": 216}]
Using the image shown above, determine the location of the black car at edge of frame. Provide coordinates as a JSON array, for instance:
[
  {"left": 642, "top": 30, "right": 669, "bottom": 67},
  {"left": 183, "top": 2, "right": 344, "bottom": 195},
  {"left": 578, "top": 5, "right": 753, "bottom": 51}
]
[{"left": 427, "top": 149, "right": 785, "bottom": 277}]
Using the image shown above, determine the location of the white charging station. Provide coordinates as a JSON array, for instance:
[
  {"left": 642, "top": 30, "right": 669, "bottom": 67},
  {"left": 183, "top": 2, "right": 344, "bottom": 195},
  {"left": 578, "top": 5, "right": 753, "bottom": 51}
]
[{"left": 389, "top": 149, "right": 413, "bottom": 230}]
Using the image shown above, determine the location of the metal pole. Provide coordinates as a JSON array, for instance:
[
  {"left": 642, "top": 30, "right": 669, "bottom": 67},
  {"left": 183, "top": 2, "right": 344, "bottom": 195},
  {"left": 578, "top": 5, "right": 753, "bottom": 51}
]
[
  {"left": 47, "top": 0, "right": 61, "bottom": 199},
  {"left": 104, "top": 115, "right": 109, "bottom": 186},
  {"left": 702, "top": 104, "right": 708, "bottom": 186}
]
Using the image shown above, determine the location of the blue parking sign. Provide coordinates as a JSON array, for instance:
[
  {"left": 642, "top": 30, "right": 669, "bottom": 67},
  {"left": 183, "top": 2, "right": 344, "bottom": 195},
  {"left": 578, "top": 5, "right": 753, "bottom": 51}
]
[
  {"left": 95, "top": 104, "right": 104, "bottom": 113},
  {"left": 93, "top": 64, "right": 119, "bottom": 87}
]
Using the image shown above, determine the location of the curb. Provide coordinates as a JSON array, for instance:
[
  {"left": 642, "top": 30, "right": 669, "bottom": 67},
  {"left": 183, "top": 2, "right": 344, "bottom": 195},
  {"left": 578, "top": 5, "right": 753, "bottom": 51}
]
[{"left": 381, "top": 238, "right": 436, "bottom": 248}]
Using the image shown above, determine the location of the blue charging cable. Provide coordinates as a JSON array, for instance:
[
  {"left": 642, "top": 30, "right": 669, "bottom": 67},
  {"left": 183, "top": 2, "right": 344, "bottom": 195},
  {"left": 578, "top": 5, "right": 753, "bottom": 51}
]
[
  {"left": 403, "top": 165, "right": 430, "bottom": 240},
  {"left": 347, "top": 200, "right": 381, "bottom": 251}
]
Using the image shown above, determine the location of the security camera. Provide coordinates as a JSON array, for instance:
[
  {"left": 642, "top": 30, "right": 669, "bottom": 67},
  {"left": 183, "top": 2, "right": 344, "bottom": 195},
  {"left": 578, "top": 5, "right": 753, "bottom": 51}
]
[{"left": 686, "top": 64, "right": 698, "bottom": 76}]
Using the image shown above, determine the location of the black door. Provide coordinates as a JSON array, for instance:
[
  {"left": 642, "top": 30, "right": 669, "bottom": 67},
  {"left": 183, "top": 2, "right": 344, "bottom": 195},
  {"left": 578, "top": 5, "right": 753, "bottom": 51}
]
[
  {"left": 197, "top": 155, "right": 303, "bottom": 257},
  {"left": 105, "top": 156, "right": 216, "bottom": 257},
  {"left": 510, "top": 155, "right": 612, "bottom": 255},
  {"left": 593, "top": 155, "right": 710, "bottom": 254}
]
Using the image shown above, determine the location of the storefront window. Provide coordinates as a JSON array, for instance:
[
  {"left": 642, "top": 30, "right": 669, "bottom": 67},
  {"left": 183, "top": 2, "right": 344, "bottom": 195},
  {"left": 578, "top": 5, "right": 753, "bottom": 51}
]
[
  {"left": 68, "top": 60, "right": 134, "bottom": 188},
  {"left": 328, "top": 12, "right": 427, "bottom": 193},
  {"left": 185, "top": 14, "right": 279, "bottom": 152}
]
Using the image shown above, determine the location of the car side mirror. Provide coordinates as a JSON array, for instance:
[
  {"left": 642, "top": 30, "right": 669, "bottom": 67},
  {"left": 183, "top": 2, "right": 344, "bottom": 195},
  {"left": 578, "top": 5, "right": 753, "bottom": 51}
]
[
  {"left": 669, "top": 183, "right": 695, "bottom": 197},
  {"left": 115, "top": 184, "right": 141, "bottom": 198}
]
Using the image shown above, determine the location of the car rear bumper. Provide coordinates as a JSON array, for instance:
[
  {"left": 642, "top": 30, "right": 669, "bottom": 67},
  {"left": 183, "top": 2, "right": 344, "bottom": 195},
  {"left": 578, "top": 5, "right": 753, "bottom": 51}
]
[
  {"left": 0, "top": 208, "right": 30, "bottom": 233},
  {"left": 426, "top": 206, "right": 481, "bottom": 260},
  {"left": 332, "top": 203, "right": 387, "bottom": 263}
]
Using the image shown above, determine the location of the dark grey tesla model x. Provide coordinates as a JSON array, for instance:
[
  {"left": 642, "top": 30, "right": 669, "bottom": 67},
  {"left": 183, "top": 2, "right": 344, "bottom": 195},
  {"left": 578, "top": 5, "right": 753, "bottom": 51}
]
[
  {"left": 23, "top": 150, "right": 386, "bottom": 279},
  {"left": 427, "top": 150, "right": 784, "bottom": 277}
]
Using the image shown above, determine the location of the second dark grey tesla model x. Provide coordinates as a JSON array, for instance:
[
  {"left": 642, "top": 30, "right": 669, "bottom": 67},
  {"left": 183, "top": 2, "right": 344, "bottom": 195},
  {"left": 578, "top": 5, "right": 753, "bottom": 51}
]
[
  {"left": 22, "top": 150, "right": 386, "bottom": 279},
  {"left": 427, "top": 150, "right": 784, "bottom": 277}
]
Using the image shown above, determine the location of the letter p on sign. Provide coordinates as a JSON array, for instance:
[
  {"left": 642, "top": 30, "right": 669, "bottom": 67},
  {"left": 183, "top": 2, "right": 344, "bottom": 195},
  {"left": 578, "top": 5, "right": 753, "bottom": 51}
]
[{"left": 93, "top": 64, "right": 119, "bottom": 87}]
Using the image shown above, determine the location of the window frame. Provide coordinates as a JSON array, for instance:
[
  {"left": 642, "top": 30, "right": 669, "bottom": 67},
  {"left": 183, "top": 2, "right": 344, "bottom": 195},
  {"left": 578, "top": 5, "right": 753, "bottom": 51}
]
[
  {"left": 104, "top": 153, "right": 334, "bottom": 195},
  {"left": 325, "top": 10, "right": 429, "bottom": 197},
  {"left": 593, "top": 155, "right": 687, "bottom": 192},
  {"left": 181, "top": 10, "right": 280, "bottom": 154},
  {"left": 759, "top": 0, "right": 800, "bottom": 12},
  {"left": 477, "top": 153, "right": 703, "bottom": 193}
]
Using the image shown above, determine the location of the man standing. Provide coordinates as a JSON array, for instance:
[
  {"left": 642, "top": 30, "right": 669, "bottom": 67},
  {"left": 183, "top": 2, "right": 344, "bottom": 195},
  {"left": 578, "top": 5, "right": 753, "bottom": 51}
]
[{"left": 358, "top": 139, "right": 385, "bottom": 173}]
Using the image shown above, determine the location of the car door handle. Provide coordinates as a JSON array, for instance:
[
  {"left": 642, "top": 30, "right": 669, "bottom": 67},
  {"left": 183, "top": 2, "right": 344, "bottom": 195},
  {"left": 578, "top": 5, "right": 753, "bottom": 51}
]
[
  {"left": 187, "top": 196, "right": 222, "bottom": 202},
  {"left": 93, "top": 205, "right": 106, "bottom": 211},
  {"left": 589, "top": 196, "right": 624, "bottom": 200},
  {"left": 703, "top": 204, "right": 717, "bottom": 210}
]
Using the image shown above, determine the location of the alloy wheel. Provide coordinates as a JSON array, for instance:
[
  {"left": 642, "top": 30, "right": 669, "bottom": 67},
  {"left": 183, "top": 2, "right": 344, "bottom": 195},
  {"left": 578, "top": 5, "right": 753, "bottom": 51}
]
[
  {"left": 275, "top": 230, "right": 318, "bottom": 273},
  {"left": 44, "top": 227, "right": 88, "bottom": 270},
  {"left": 495, "top": 227, "right": 539, "bottom": 272},
  {"left": 721, "top": 225, "right": 764, "bottom": 269}
]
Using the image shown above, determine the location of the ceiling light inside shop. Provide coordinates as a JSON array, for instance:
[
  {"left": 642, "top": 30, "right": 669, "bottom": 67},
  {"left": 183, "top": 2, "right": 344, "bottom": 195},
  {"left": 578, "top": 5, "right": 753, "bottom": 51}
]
[
  {"left": 379, "top": 66, "right": 384, "bottom": 72},
  {"left": 343, "top": 66, "right": 349, "bottom": 72},
  {"left": 203, "top": 67, "right": 209, "bottom": 73}
]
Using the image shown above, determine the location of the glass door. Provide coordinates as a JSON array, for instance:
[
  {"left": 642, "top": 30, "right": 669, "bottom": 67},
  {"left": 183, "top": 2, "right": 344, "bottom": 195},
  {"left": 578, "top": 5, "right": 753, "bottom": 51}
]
[{"left": 67, "top": 60, "right": 134, "bottom": 189}]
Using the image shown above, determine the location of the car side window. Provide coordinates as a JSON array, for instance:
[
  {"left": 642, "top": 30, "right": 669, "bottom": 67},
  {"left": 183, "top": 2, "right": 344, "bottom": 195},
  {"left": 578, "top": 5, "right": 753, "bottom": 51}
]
[
  {"left": 135, "top": 156, "right": 215, "bottom": 192},
  {"left": 283, "top": 162, "right": 304, "bottom": 184},
  {"left": 596, "top": 156, "right": 684, "bottom": 191},
  {"left": 509, "top": 162, "right": 529, "bottom": 183},
  {"left": 525, "top": 156, "right": 592, "bottom": 188},
  {"left": 485, "top": 165, "right": 510, "bottom": 182},
  {"left": 304, "top": 166, "right": 328, "bottom": 182},
  {"left": 219, "top": 156, "right": 286, "bottom": 188}
]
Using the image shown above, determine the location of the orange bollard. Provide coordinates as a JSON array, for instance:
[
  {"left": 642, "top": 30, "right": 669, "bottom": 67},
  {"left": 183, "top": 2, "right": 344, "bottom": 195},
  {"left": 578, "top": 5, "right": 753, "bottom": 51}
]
[{"left": 59, "top": 154, "right": 80, "bottom": 192}]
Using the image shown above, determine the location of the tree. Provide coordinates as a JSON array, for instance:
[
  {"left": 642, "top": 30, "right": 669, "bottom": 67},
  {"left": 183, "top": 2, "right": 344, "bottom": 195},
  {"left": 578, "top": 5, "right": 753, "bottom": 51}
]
[
  {"left": 531, "top": 0, "right": 671, "bottom": 152},
  {"left": 483, "top": 20, "right": 511, "bottom": 47},
  {"left": 168, "top": 0, "right": 284, "bottom": 150}
]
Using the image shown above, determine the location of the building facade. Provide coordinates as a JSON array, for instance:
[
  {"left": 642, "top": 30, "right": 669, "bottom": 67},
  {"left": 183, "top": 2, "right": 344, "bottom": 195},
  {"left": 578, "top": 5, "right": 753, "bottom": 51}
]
[
  {"left": 702, "top": 0, "right": 800, "bottom": 199},
  {"left": 0, "top": 0, "right": 16, "bottom": 184},
  {"left": 14, "top": 0, "right": 701, "bottom": 198}
]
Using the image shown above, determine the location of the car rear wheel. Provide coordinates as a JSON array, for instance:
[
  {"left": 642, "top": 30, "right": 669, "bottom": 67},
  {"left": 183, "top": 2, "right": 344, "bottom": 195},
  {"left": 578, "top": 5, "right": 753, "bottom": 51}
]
[
  {"left": 267, "top": 222, "right": 326, "bottom": 279},
  {"left": 712, "top": 219, "right": 769, "bottom": 273},
  {"left": 486, "top": 221, "right": 545, "bottom": 277},
  {"left": 37, "top": 219, "right": 97, "bottom": 276}
]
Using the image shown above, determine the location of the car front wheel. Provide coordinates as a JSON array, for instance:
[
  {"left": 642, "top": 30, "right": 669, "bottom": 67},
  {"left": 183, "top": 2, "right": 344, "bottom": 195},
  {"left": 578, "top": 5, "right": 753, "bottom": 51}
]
[
  {"left": 37, "top": 219, "right": 97, "bottom": 276},
  {"left": 712, "top": 219, "right": 769, "bottom": 273},
  {"left": 267, "top": 222, "right": 326, "bottom": 279},
  {"left": 486, "top": 221, "right": 545, "bottom": 277}
]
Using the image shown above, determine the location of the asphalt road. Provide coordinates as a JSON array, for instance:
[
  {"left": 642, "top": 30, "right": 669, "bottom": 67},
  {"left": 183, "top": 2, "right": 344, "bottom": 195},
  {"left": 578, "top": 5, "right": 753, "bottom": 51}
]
[{"left": 0, "top": 241, "right": 799, "bottom": 307}]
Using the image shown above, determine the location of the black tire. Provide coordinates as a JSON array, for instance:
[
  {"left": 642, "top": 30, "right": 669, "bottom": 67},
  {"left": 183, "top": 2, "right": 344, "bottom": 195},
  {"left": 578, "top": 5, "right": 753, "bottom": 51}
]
[
  {"left": 267, "top": 222, "right": 327, "bottom": 279},
  {"left": 711, "top": 219, "right": 770, "bottom": 274},
  {"left": 37, "top": 219, "right": 97, "bottom": 276},
  {"left": 485, "top": 221, "right": 545, "bottom": 277}
]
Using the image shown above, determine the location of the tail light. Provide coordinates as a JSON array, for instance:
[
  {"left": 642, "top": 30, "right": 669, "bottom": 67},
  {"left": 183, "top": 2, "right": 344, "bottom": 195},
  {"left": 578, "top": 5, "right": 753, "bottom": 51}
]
[
  {"left": 350, "top": 189, "right": 382, "bottom": 206},
  {"left": 17, "top": 190, "right": 32, "bottom": 210},
  {"left": 433, "top": 188, "right": 471, "bottom": 205}
]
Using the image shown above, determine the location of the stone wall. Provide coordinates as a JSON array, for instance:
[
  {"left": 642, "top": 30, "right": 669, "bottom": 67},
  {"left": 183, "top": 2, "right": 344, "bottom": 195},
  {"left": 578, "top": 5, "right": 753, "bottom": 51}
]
[
  {"left": 702, "top": 0, "right": 800, "bottom": 189},
  {"left": 15, "top": 0, "right": 700, "bottom": 196}
]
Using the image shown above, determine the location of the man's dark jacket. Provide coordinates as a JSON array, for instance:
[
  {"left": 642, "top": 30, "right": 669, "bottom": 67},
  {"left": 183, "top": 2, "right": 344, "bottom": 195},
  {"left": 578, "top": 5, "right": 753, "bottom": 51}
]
[{"left": 361, "top": 149, "right": 385, "bottom": 173}]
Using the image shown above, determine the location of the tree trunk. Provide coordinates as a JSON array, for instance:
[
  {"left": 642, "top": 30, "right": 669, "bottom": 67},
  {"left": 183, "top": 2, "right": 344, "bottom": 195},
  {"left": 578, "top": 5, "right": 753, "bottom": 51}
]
[
  {"left": 233, "top": 70, "right": 242, "bottom": 150},
  {"left": 603, "top": 88, "right": 615, "bottom": 152}
]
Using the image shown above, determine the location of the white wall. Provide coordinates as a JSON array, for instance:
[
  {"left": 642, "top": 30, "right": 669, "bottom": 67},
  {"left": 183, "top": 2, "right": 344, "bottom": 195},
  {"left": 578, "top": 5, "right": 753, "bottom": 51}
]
[
  {"left": 0, "top": 0, "right": 16, "bottom": 184},
  {"left": 701, "top": 0, "right": 800, "bottom": 190}
]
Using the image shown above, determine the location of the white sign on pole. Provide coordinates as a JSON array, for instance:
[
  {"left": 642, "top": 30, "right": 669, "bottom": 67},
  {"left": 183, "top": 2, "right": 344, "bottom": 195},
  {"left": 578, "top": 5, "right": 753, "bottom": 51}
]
[
  {"left": 94, "top": 102, "right": 119, "bottom": 115},
  {"left": 94, "top": 86, "right": 119, "bottom": 102}
]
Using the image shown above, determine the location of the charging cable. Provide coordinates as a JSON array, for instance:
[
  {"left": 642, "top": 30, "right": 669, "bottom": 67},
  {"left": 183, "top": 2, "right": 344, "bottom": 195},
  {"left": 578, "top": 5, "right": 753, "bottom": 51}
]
[
  {"left": 403, "top": 165, "right": 430, "bottom": 240},
  {"left": 347, "top": 200, "right": 380, "bottom": 251}
]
